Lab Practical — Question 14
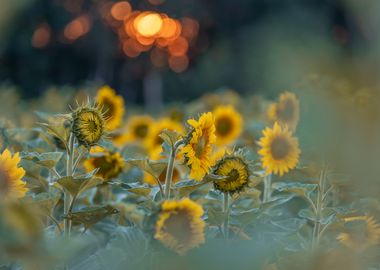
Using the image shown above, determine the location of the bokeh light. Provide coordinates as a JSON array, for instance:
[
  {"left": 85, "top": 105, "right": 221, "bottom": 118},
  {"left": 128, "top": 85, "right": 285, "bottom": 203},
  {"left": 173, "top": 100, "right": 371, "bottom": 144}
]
[
  {"left": 32, "top": 23, "right": 51, "bottom": 48},
  {"left": 135, "top": 12, "right": 163, "bottom": 37}
]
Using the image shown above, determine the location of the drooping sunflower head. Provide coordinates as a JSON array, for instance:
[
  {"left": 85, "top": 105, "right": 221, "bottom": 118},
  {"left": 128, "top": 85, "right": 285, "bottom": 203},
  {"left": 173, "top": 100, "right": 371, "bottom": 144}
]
[
  {"left": 95, "top": 86, "right": 125, "bottom": 131},
  {"left": 144, "top": 165, "right": 181, "bottom": 186},
  {"left": 258, "top": 122, "right": 300, "bottom": 176},
  {"left": 144, "top": 118, "right": 185, "bottom": 160},
  {"left": 71, "top": 103, "right": 106, "bottom": 147},
  {"left": 0, "top": 149, "right": 27, "bottom": 200},
  {"left": 154, "top": 198, "right": 205, "bottom": 255},
  {"left": 337, "top": 216, "right": 380, "bottom": 252},
  {"left": 83, "top": 146, "right": 124, "bottom": 181},
  {"left": 180, "top": 112, "right": 216, "bottom": 181},
  {"left": 213, "top": 105, "right": 243, "bottom": 146},
  {"left": 268, "top": 92, "right": 300, "bottom": 130},
  {"left": 212, "top": 151, "right": 251, "bottom": 194}
]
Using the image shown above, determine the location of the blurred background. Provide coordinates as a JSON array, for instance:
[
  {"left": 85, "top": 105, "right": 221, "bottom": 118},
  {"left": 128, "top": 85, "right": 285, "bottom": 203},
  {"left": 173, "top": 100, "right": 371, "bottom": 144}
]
[{"left": 1, "top": 0, "right": 379, "bottom": 105}]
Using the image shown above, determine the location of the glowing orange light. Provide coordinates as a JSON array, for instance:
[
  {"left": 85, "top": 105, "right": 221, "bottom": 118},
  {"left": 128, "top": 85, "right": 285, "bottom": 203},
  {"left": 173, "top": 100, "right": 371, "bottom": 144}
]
[
  {"left": 168, "top": 37, "right": 188, "bottom": 56},
  {"left": 169, "top": 55, "right": 189, "bottom": 73},
  {"left": 158, "top": 18, "right": 177, "bottom": 39},
  {"left": 123, "top": 38, "right": 141, "bottom": 57},
  {"left": 64, "top": 15, "right": 91, "bottom": 41},
  {"left": 32, "top": 23, "right": 51, "bottom": 48},
  {"left": 111, "top": 1, "right": 132, "bottom": 21},
  {"left": 181, "top": 17, "right": 199, "bottom": 41},
  {"left": 134, "top": 12, "right": 163, "bottom": 37}
]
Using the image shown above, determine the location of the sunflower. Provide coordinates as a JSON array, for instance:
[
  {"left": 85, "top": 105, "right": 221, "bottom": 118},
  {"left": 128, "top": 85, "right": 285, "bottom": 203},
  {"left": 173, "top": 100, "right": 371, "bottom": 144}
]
[
  {"left": 83, "top": 146, "right": 124, "bottom": 181},
  {"left": 337, "top": 216, "right": 380, "bottom": 252},
  {"left": 113, "top": 115, "right": 153, "bottom": 146},
  {"left": 95, "top": 86, "right": 125, "bottom": 131},
  {"left": 267, "top": 92, "right": 300, "bottom": 130},
  {"left": 213, "top": 105, "right": 243, "bottom": 146},
  {"left": 212, "top": 153, "right": 250, "bottom": 194},
  {"left": 180, "top": 112, "right": 216, "bottom": 181},
  {"left": 144, "top": 165, "right": 181, "bottom": 186},
  {"left": 258, "top": 122, "right": 300, "bottom": 176},
  {"left": 0, "top": 149, "right": 27, "bottom": 200},
  {"left": 71, "top": 103, "right": 106, "bottom": 147},
  {"left": 144, "top": 118, "right": 185, "bottom": 161},
  {"left": 154, "top": 198, "right": 205, "bottom": 255}
]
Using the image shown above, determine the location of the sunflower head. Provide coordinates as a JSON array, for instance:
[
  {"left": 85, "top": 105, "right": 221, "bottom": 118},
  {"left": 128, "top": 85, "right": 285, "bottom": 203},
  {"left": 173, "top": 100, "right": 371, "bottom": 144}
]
[
  {"left": 337, "top": 216, "right": 380, "bottom": 252},
  {"left": 213, "top": 105, "right": 243, "bottom": 146},
  {"left": 212, "top": 151, "right": 251, "bottom": 194},
  {"left": 258, "top": 122, "right": 300, "bottom": 176},
  {"left": 0, "top": 149, "right": 27, "bottom": 200},
  {"left": 95, "top": 86, "right": 125, "bottom": 131},
  {"left": 180, "top": 112, "right": 216, "bottom": 181},
  {"left": 84, "top": 146, "right": 124, "bottom": 181},
  {"left": 71, "top": 103, "right": 106, "bottom": 147},
  {"left": 112, "top": 115, "right": 153, "bottom": 147},
  {"left": 154, "top": 198, "right": 205, "bottom": 255},
  {"left": 144, "top": 118, "right": 185, "bottom": 160},
  {"left": 268, "top": 92, "right": 300, "bottom": 130}
]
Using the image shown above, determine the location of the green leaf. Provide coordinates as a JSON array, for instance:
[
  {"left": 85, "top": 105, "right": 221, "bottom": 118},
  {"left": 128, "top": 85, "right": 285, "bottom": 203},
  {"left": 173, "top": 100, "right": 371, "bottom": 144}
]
[
  {"left": 36, "top": 112, "right": 71, "bottom": 147},
  {"left": 56, "top": 171, "right": 103, "bottom": 197},
  {"left": 232, "top": 208, "right": 260, "bottom": 226},
  {"left": 159, "top": 129, "right": 181, "bottom": 148},
  {"left": 206, "top": 207, "right": 225, "bottom": 226},
  {"left": 272, "top": 182, "right": 317, "bottom": 199},
  {"left": 298, "top": 208, "right": 316, "bottom": 221},
  {"left": 21, "top": 151, "right": 63, "bottom": 169},
  {"left": 119, "top": 183, "right": 152, "bottom": 197},
  {"left": 260, "top": 194, "right": 295, "bottom": 212},
  {"left": 65, "top": 205, "right": 119, "bottom": 229},
  {"left": 22, "top": 191, "right": 61, "bottom": 217},
  {"left": 125, "top": 159, "right": 167, "bottom": 179}
]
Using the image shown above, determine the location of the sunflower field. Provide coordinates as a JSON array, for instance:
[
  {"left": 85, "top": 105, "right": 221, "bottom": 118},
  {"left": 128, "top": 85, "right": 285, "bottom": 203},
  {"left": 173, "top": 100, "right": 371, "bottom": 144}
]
[{"left": 2, "top": 1, "right": 380, "bottom": 270}]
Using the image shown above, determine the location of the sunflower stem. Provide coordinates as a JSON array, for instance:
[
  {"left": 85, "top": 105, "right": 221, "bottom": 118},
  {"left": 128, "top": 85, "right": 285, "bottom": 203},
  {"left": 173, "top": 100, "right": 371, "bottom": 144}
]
[
  {"left": 64, "top": 132, "right": 75, "bottom": 237},
  {"left": 164, "top": 140, "right": 183, "bottom": 199},
  {"left": 263, "top": 174, "right": 272, "bottom": 203},
  {"left": 223, "top": 192, "right": 230, "bottom": 240}
]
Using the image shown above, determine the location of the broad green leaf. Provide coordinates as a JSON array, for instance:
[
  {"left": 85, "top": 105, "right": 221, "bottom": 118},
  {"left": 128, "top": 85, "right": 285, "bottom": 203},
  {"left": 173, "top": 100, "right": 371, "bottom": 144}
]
[
  {"left": 119, "top": 183, "right": 152, "bottom": 197},
  {"left": 260, "top": 194, "right": 295, "bottom": 212},
  {"left": 159, "top": 129, "right": 181, "bottom": 148},
  {"left": 207, "top": 207, "right": 225, "bottom": 226},
  {"left": 232, "top": 208, "right": 260, "bottom": 226},
  {"left": 272, "top": 182, "right": 317, "bottom": 199},
  {"left": 36, "top": 112, "right": 71, "bottom": 147},
  {"left": 298, "top": 208, "right": 316, "bottom": 221},
  {"left": 22, "top": 191, "right": 61, "bottom": 216},
  {"left": 125, "top": 159, "right": 167, "bottom": 179},
  {"left": 65, "top": 205, "right": 119, "bottom": 229},
  {"left": 21, "top": 151, "right": 63, "bottom": 169},
  {"left": 173, "top": 179, "right": 213, "bottom": 197},
  {"left": 56, "top": 172, "right": 102, "bottom": 197}
]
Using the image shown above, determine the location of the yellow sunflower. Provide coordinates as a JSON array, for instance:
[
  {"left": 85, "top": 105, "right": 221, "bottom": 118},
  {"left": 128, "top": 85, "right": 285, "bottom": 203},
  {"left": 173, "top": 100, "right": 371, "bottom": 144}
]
[
  {"left": 0, "top": 149, "right": 27, "bottom": 200},
  {"left": 258, "top": 122, "right": 300, "bottom": 176},
  {"left": 212, "top": 153, "right": 250, "bottom": 194},
  {"left": 337, "top": 216, "right": 380, "bottom": 252},
  {"left": 95, "top": 86, "right": 125, "bottom": 131},
  {"left": 180, "top": 112, "right": 216, "bottom": 181},
  {"left": 112, "top": 115, "right": 153, "bottom": 146},
  {"left": 154, "top": 198, "right": 205, "bottom": 255},
  {"left": 71, "top": 103, "right": 106, "bottom": 147},
  {"left": 84, "top": 146, "right": 124, "bottom": 181},
  {"left": 213, "top": 105, "right": 243, "bottom": 146},
  {"left": 267, "top": 92, "right": 300, "bottom": 130},
  {"left": 144, "top": 118, "right": 185, "bottom": 161},
  {"left": 144, "top": 165, "right": 181, "bottom": 186}
]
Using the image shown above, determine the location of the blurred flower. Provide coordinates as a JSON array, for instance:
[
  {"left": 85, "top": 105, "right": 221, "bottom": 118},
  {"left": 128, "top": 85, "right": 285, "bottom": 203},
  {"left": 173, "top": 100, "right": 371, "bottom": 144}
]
[
  {"left": 113, "top": 115, "right": 153, "bottom": 146},
  {"left": 212, "top": 151, "right": 250, "bottom": 194},
  {"left": 154, "top": 198, "right": 205, "bottom": 255},
  {"left": 95, "top": 86, "right": 125, "bottom": 131},
  {"left": 258, "top": 122, "right": 300, "bottom": 176},
  {"left": 0, "top": 149, "right": 27, "bottom": 200},
  {"left": 144, "top": 118, "right": 185, "bottom": 160},
  {"left": 337, "top": 216, "right": 380, "bottom": 252},
  {"left": 180, "top": 112, "right": 216, "bottom": 180},
  {"left": 84, "top": 146, "right": 124, "bottom": 181},
  {"left": 213, "top": 105, "right": 243, "bottom": 146},
  {"left": 267, "top": 92, "right": 300, "bottom": 130},
  {"left": 71, "top": 103, "right": 106, "bottom": 147}
]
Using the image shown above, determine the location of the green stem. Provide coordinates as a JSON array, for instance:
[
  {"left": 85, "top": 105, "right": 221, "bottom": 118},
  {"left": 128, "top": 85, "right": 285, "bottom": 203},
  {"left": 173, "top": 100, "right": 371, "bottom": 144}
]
[
  {"left": 312, "top": 168, "right": 327, "bottom": 251},
  {"left": 164, "top": 140, "right": 183, "bottom": 200},
  {"left": 223, "top": 192, "right": 230, "bottom": 240},
  {"left": 64, "top": 133, "right": 75, "bottom": 237},
  {"left": 263, "top": 174, "right": 272, "bottom": 203}
]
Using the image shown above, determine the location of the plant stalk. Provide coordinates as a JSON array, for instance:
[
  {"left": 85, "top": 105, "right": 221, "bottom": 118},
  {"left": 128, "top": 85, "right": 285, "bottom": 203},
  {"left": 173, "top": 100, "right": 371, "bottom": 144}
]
[
  {"left": 64, "top": 133, "right": 75, "bottom": 237},
  {"left": 223, "top": 192, "right": 230, "bottom": 240},
  {"left": 164, "top": 140, "right": 183, "bottom": 199},
  {"left": 263, "top": 174, "right": 272, "bottom": 203}
]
